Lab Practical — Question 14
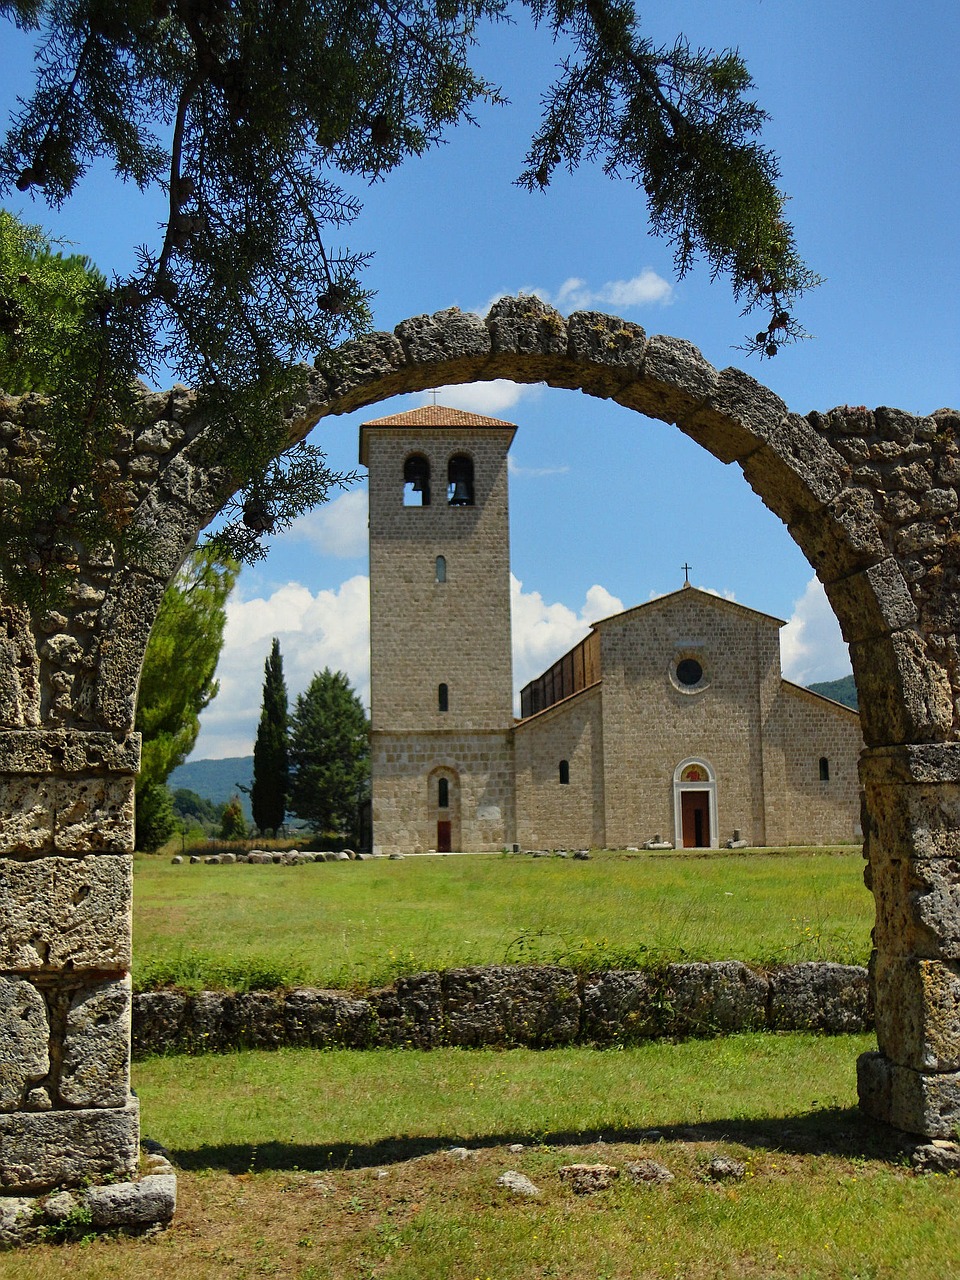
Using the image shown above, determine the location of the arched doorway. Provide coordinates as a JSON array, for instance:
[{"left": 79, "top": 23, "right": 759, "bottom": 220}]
[
  {"left": 429, "top": 766, "right": 461, "bottom": 853},
  {"left": 674, "top": 759, "right": 718, "bottom": 849}
]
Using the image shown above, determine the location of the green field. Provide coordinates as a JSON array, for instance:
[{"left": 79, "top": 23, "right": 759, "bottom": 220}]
[
  {"left": 133, "top": 847, "right": 872, "bottom": 991},
  {"left": 4, "top": 1035, "right": 959, "bottom": 1280}
]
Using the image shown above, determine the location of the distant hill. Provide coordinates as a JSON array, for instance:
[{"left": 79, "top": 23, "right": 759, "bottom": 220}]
[
  {"left": 806, "top": 674, "right": 858, "bottom": 710},
  {"left": 168, "top": 755, "right": 254, "bottom": 819}
]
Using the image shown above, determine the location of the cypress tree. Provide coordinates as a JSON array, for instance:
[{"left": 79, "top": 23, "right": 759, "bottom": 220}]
[{"left": 251, "top": 638, "right": 289, "bottom": 836}]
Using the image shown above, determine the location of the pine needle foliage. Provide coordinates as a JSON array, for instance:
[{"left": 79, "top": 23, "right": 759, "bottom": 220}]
[{"left": 1, "top": 0, "right": 819, "bottom": 604}]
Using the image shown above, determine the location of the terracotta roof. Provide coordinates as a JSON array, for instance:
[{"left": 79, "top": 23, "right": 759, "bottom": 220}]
[{"left": 362, "top": 404, "right": 516, "bottom": 429}]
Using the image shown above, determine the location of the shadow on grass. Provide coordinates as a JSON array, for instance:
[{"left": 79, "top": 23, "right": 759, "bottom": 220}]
[{"left": 170, "top": 1106, "right": 912, "bottom": 1175}]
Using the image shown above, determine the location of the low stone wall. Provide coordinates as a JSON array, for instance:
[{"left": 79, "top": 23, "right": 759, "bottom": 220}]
[{"left": 132, "top": 962, "right": 871, "bottom": 1058}]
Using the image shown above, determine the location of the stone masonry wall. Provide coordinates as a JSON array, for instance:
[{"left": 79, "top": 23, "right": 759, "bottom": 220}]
[
  {"left": 514, "top": 684, "right": 605, "bottom": 849},
  {"left": 777, "top": 684, "right": 863, "bottom": 844},
  {"left": 130, "top": 961, "right": 872, "bottom": 1058}
]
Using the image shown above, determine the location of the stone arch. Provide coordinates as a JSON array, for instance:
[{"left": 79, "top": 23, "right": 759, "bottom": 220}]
[{"left": 2, "top": 293, "right": 960, "bottom": 1193}]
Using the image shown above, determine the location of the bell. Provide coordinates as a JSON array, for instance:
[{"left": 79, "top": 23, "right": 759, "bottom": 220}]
[
  {"left": 449, "top": 480, "right": 472, "bottom": 506},
  {"left": 411, "top": 475, "right": 426, "bottom": 492}
]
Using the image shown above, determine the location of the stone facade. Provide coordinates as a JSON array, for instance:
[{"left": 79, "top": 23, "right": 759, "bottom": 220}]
[
  {"left": 514, "top": 589, "right": 863, "bottom": 850},
  {"left": 1, "top": 295, "right": 959, "bottom": 1190}
]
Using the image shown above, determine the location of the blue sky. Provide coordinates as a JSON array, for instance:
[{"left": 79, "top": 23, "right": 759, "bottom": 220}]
[{"left": 3, "top": 1, "right": 958, "bottom": 757}]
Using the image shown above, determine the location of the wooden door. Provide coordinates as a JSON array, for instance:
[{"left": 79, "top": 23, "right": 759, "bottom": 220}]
[
  {"left": 437, "top": 820, "right": 452, "bottom": 853},
  {"left": 681, "top": 791, "right": 710, "bottom": 848}
]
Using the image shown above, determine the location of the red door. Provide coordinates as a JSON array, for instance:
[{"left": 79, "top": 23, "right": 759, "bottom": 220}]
[
  {"left": 681, "top": 791, "right": 710, "bottom": 847},
  {"left": 437, "top": 820, "right": 452, "bottom": 853}
]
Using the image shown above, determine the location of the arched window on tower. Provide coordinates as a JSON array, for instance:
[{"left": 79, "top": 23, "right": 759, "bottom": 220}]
[
  {"left": 438, "top": 777, "right": 449, "bottom": 808},
  {"left": 403, "top": 454, "right": 431, "bottom": 506},
  {"left": 819, "top": 756, "right": 830, "bottom": 781},
  {"left": 559, "top": 760, "right": 570, "bottom": 785},
  {"left": 447, "top": 454, "right": 474, "bottom": 506},
  {"left": 435, "top": 555, "right": 447, "bottom": 583},
  {"left": 438, "top": 683, "right": 449, "bottom": 713}
]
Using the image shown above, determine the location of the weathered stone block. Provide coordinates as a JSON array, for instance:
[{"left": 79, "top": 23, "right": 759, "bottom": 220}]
[
  {"left": 0, "top": 854, "right": 132, "bottom": 971},
  {"left": 84, "top": 1172, "right": 176, "bottom": 1229},
  {"left": 130, "top": 990, "right": 187, "bottom": 1059},
  {"left": 0, "top": 776, "right": 53, "bottom": 853},
  {"left": 282, "top": 989, "right": 374, "bottom": 1049},
  {"left": 741, "top": 414, "right": 847, "bottom": 527},
  {"left": 677, "top": 366, "right": 786, "bottom": 464},
  {"left": 369, "top": 972, "right": 443, "bottom": 1049},
  {"left": 486, "top": 296, "right": 568, "bottom": 369},
  {"left": 662, "top": 962, "right": 768, "bottom": 1035},
  {"left": 53, "top": 774, "right": 135, "bottom": 854},
  {"left": 823, "top": 558, "right": 918, "bottom": 644},
  {"left": 396, "top": 308, "right": 490, "bottom": 366},
  {"left": 0, "top": 978, "right": 49, "bottom": 1110},
  {"left": 567, "top": 311, "right": 646, "bottom": 386},
  {"left": 768, "top": 963, "right": 871, "bottom": 1033},
  {"left": 93, "top": 573, "right": 167, "bottom": 732},
  {"left": 618, "top": 334, "right": 717, "bottom": 425},
  {"left": 788, "top": 484, "right": 886, "bottom": 584},
  {"left": 868, "top": 851, "right": 960, "bottom": 959},
  {"left": 873, "top": 955, "right": 960, "bottom": 1072},
  {"left": 441, "top": 965, "right": 580, "bottom": 1047},
  {"left": 60, "top": 978, "right": 131, "bottom": 1108},
  {"left": 851, "top": 630, "right": 955, "bottom": 746},
  {"left": 580, "top": 970, "right": 660, "bottom": 1042},
  {"left": 0, "top": 1100, "right": 139, "bottom": 1192}
]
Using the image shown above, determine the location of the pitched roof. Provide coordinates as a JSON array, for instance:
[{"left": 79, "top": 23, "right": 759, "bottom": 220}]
[
  {"left": 590, "top": 585, "right": 786, "bottom": 631},
  {"left": 362, "top": 404, "right": 516, "bottom": 429}
]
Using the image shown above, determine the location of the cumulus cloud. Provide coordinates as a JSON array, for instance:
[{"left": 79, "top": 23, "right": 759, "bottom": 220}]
[
  {"left": 192, "top": 575, "right": 371, "bottom": 759},
  {"left": 278, "top": 487, "right": 369, "bottom": 558},
  {"left": 511, "top": 575, "right": 624, "bottom": 702},
  {"left": 781, "top": 577, "right": 851, "bottom": 686},
  {"left": 553, "top": 272, "right": 674, "bottom": 311},
  {"left": 417, "top": 380, "right": 539, "bottom": 415}
]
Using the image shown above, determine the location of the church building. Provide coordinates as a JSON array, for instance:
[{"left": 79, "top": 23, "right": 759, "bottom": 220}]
[{"left": 360, "top": 404, "right": 863, "bottom": 854}]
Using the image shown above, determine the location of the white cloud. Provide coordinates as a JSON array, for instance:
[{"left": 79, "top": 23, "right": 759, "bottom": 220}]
[
  {"left": 475, "top": 272, "right": 673, "bottom": 324},
  {"left": 417, "top": 381, "right": 540, "bottom": 415},
  {"left": 508, "top": 456, "right": 570, "bottom": 479},
  {"left": 279, "top": 487, "right": 369, "bottom": 559},
  {"left": 511, "top": 575, "right": 624, "bottom": 705},
  {"left": 554, "top": 271, "right": 674, "bottom": 311},
  {"left": 781, "top": 577, "right": 851, "bottom": 686},
  {"left": 192, "top": 575, "right": 371, "bottom": 759}
]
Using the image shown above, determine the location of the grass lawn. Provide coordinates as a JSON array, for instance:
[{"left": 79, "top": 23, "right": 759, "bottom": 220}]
[
  {"left": 3, "top": 1035, "right": 958, "bottom": 1279},
  {"left": 133, "top": 846, "right": 872, "bottom": 992}
]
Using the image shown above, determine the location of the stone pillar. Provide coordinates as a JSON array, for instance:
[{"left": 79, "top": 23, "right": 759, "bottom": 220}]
[
  {"left": 0, "top": 729, "right": 139, "bottom": 1191},
  {"left": 858, "top": 744, "right": 960, "bottom": 1136}
]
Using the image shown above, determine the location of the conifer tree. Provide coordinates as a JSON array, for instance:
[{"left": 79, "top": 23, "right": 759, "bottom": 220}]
[
  {"left": 288, "top": 668, "right": 369, "bottom": 845},
  {"left": 251, "top": 637, "right": 288, "bottom": 836}
]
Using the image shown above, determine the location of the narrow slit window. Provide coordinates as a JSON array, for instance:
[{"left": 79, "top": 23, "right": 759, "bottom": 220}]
[
  {"left": 559, "top": 759, "right": 570, "bottom": 785},
  {"left": 447, "top": 454, "right": 474, "bottom": 506},
  {"left": 819, "top": 756, "right": 830, "bottom": 782},
  {"left": 438, "top": 683, "right": 449, "bottom": 713},
  {"left": 403, "top": 454, "right": 431, "bottom": 506},
  {"left": 438, "top": 777, "right": 449, "bottom": 808},
  {"left": 435, "top": 555, "right": 447, "bottom": 583}
]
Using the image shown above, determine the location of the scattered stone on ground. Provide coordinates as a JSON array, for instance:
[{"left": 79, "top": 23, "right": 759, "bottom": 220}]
[
  {"left": 447, "top": 1147, "right": 475, "bottom": 1160},
  {"left": 625, "top": 1159, "right": 675, "bottom": 1184},
  {"left": 558, "top": 1163, "right": 620, "bottom": 1194},
  {"left": 496, "top": 1170, "right": 541, "bottom": 1197},
  {"left": 703, "top": 1156, "right": 746, "bottom": 1182},
  {"left": 508, "top": 1143, "right": 525, "bottom": 1153},
  {"left": 911, "top": 1141, "right": 960, "bottom": 1174}
]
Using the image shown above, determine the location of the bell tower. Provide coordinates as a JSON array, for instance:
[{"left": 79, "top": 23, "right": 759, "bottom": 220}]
[{"left": 360, "top": 404, "right": 517, "bottom": 853}]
